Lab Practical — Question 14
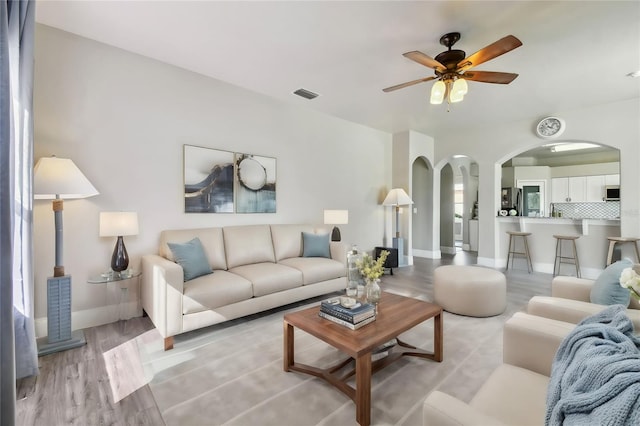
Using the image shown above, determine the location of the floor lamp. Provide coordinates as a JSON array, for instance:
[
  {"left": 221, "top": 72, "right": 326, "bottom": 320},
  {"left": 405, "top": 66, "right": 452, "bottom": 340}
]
[
  {"left": 34, "top": 156, "right": 99, "bottom": 356},
  {"left": 383, "top": 188, "right": 414, "bottom": 266}
]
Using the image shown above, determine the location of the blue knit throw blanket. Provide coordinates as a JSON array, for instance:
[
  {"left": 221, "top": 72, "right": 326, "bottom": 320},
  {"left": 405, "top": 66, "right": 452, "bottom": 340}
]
[{"left": 545, "top": 305, "right": 640, "bottom": 425}]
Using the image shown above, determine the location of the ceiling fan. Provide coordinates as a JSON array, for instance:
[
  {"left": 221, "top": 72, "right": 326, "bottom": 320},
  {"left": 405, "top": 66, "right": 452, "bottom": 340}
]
[{"left": 383, "top": 32, "right": 522, "bottom": 105}]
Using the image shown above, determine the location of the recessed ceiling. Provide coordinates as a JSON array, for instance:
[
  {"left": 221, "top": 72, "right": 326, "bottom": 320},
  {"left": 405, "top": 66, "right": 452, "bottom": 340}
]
[{"left": 35, "top": 1, "right": 640, "bottom": 138}]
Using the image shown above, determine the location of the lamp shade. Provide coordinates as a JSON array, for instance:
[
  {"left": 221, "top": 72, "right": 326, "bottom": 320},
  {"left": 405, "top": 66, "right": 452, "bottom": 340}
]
[
  {"left": 99, "top": 212, "right": 139, "bottom": 237},
  {"left": 34, "top": 156, "right": 99, "bottom": 199},
  {"left": 382, "top": 188, "right": 414, "bottom": 206},
  {"left": 430, "top": 80, "right": 446, "bottom": 105},
  {"left": 323, "top": 209, "right": 349, "bottom": 225},
  {"left": 450, "top": 78, "right": 467, "bottom": 103}
]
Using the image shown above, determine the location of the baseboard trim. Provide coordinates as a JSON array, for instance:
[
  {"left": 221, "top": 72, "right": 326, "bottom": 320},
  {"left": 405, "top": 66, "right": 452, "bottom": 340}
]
[
  {"left": 412, "top": 249, "right": 441, "bottom": 259},
  {"left": 440, "top": 246, "right": 457, "bottom": 255},
  {"left": 35, "top": 302, "right": 141, "bottom": 339}
]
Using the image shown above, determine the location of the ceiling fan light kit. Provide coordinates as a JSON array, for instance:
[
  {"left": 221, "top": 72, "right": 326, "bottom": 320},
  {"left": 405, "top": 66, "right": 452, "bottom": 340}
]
[{"left": 384, "top": 32, "right": 522, "bottom": 108}]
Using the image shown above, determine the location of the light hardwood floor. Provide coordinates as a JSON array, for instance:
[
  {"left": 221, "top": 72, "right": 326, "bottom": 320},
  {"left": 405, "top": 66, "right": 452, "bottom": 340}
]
[{"left": 16, "top": 251, "right": 552, "bottom": 426}]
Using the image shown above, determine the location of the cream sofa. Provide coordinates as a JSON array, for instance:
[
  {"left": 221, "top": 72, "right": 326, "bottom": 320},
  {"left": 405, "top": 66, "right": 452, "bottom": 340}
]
[
  {"left": 528, "top": 275, "right": 640, "bottom": 331},
  {"left": 141, "top": 224, "right": 347, "bottom": 349},
  {"left": 423, "top": 312, "right": 575, "bottom": 425}
]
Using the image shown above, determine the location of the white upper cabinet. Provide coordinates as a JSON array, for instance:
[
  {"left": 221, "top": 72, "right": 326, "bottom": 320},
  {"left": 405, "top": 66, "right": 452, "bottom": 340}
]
[
  {"left": 586, "top": 175, "right": 606, "bottom": 202},
  {"left": 552, "top": 174, "right": 620, "bottom": 203},
  {"left": 605, "top": 174, "right": 620, "bottom": 186},
  {"left": 551, "top": 176, "right": 586, "bottom": 203}
]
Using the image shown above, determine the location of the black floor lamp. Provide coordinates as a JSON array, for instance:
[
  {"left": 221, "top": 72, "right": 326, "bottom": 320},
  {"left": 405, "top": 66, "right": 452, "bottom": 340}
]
[{"left": 34, "top": 156, "right": 99, "bottom": 356}]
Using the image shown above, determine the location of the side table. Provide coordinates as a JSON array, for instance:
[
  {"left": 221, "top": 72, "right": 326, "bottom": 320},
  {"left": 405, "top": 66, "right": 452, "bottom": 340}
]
[{"left": 87, "top": 271, "right": 142, "bottom": 321}]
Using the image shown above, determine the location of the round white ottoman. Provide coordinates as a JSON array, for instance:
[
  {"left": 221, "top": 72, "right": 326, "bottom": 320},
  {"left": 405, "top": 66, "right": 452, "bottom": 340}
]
[{"left": 433, "top": 265, "right": 507, "bottom": 317}]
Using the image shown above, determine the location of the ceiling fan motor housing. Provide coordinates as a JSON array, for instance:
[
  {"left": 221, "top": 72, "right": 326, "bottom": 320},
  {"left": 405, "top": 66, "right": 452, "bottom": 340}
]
[{"left": 434, "top": 50, "right": 466, "bottom": 71}]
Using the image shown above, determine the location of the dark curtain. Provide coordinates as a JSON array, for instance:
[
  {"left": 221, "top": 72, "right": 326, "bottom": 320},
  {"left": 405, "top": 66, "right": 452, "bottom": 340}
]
[{"left": 1, "top": 1, "right": 37, "bottom": 425}]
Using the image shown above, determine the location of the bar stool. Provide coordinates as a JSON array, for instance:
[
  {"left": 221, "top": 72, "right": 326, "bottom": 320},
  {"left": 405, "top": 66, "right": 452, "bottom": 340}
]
[
  {"left": 506, "top": 231, "right": 533, "bottom": 273},
  {"left": 553, "top": 235, "right": 581, "bottom": 277},
  {"left": 606, "top": 237, "right": 640, "bottom": 266}
]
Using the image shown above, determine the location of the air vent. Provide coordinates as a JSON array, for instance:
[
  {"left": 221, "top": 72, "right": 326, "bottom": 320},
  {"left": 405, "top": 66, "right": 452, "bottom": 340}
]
[{"left": 293, "top": 88, "right": 319, "bottom": 100}]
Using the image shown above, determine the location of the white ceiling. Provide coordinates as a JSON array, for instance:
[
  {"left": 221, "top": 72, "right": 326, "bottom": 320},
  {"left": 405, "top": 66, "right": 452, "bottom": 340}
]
[{"left": 35, "top": 1, "right": 640, "bottom": 138}]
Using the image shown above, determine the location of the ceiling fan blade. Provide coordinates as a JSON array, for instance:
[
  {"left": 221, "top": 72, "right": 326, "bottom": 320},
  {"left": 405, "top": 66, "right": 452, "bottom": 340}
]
[
  {"left": 403, "top": 51, "right": 446, "bottom": 73},
  {"left": 463, "top": 71, "right": 519, "bottom": 84},
  {"left": 382, "top": 76, "right": 437, "bottom": 93},
  {"left": 456, "top": 35, "right": 522, "bottom": 71}
]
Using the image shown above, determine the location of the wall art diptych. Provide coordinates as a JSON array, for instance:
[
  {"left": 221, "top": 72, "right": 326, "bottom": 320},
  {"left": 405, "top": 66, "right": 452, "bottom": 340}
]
[
  {"left": 235, "top": 153, "right": 276, "bottom": 213},
  {"left": 183, "top": 145, "right": 276, "bottom": 213}
]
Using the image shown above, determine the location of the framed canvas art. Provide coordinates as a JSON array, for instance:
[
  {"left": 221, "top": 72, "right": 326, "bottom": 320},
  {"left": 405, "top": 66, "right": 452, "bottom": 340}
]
[
  {"left": 183, "top": 145, "right": 234, "bottom": 213},
  {"left": 235, "top": 153, "right": 276, "bottom": 213}
]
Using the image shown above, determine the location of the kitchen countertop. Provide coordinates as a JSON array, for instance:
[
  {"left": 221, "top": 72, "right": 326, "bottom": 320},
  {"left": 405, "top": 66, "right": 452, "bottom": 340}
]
[
  {"left": 496, "top": 216, "right": 619, "bottom": 223},
  {"left": 496, "top": 216, "right": 619, "bottom": 235}
]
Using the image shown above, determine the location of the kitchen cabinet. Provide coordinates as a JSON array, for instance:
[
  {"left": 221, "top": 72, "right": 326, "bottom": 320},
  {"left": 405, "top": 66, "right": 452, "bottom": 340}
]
[
  {"left": 552, "top": 177, "right": 587, "bottom": 203},
  {"left": 605, "top": 174, "right": 620, "bottom": 186},
  {"left": 586, "top": 175, "right": 606, "bottom": 202}
]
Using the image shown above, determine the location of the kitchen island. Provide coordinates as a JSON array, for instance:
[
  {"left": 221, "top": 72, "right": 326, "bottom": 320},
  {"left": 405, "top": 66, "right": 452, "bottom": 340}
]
[{"left": 497, "top": 216, "right": 620, "bottom": 278}]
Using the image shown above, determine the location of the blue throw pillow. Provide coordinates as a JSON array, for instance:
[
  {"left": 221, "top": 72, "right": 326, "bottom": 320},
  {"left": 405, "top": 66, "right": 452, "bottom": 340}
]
[
  {"left": 302, "top": 232, "right": 331, "bottom": 258},
  {"left": 167, "top": 237, "right": 213, "bottom": 281},
  {"left": 590, "top": 258, "right": 633, "bottom": 306}
]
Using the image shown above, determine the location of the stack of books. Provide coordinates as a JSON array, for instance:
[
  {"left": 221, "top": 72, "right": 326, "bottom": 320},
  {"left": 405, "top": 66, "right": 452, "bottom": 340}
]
[{"left": 318, "top": 299, "right": 376, "bottom": 329}]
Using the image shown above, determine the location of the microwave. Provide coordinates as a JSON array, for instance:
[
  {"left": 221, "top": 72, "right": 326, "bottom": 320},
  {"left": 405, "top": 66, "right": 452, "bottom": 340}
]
[{"left": 605, "top": 185, "right": 620, "bottom": 201}]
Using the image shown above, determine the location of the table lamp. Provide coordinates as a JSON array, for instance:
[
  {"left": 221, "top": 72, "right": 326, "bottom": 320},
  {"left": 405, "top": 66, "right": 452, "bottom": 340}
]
[
  {"left": 34, "top": 156, "right": 99, "bottom": 356},
  {"left": 99, "top": 212, "right": 139, "bottom": 275},
  {"left": 323, "top": 209, "right": 348, "bottom": 241},
  {"left": 382, "top": 188, "right": 413, "bottom": 266}
]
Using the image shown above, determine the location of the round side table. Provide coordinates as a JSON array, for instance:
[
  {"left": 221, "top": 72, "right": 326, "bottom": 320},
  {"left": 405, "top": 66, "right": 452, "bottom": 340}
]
[{"left": 87, "top": 270, "right": 142, "bottom": 321}]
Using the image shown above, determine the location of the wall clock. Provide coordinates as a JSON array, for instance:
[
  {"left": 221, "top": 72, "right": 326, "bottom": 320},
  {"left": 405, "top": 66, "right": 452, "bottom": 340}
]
[{"left": 536, "top": 116, "right": 566, "bottom": 139}]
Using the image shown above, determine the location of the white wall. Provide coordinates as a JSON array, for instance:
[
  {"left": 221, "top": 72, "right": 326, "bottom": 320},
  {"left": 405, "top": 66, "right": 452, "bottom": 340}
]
[{"left": 33, "top": 25, "right": 392, "bottom": 335}]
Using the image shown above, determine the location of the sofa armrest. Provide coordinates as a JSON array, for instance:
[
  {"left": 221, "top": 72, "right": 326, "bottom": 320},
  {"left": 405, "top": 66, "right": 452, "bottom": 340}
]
[
  {"left": 503, "top": 312, "right": 574, "bottom": 377},
  {"left": 551, "top": 276, "right": 594, "bottom": 301},
  {"left": 329, "top": 241, "right": 349, "bottom": 266},
  {"left": 141, "top": 254, "right": 184, "bottom": 339},
  {"left": 528, "top": 295, "right": 640, "bottom": 332},
  {"left": 423, "top": 391, "right": 506, "bottom": 426}
]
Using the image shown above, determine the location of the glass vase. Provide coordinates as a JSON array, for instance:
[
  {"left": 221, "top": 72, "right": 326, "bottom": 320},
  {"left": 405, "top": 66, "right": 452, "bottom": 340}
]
[
  {"left": 346, "top": 245, "right": 361, "bottom": 297},
  {"left": 365, "top": 278, "right": 382, "bottom": 312}
]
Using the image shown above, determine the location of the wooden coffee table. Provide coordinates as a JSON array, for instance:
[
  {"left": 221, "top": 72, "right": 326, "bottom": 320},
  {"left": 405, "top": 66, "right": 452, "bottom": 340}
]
[{"left": 283, "top": 292, "right": 443, "bottom": 426}]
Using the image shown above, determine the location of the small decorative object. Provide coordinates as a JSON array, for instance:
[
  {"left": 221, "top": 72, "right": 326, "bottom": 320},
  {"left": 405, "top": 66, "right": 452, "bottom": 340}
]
[
  {"left": 619, "top": 267, "right": 640, "bottom": 301},
  {"left": 499, "top": 210, "right": 508, "bottom": 216},
  {"left": 509, "top": 209, "right": 517, "bottom": 216},
  {"left": 339, "top": 296, "right": 357, "bottom": 308},
  {"left": 535, "top": 116, "right": 566, "bottom": 139},
  {"left": 357, "top": 250, "right": 389, "bottom": 310}
]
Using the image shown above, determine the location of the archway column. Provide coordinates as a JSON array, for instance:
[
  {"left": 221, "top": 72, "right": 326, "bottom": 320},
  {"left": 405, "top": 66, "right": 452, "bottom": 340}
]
[{"left": 475, "top": 162, "right": 501, "bottom": 267}]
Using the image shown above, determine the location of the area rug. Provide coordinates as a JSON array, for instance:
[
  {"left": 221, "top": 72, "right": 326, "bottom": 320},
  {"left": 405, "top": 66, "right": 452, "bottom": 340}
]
[{"left": 130, "top": 291, "right": 519, "bottom": 426}]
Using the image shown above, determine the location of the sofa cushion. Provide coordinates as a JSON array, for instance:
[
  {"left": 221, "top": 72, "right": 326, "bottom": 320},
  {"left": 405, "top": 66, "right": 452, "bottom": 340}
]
[
  {"left": 167, "top": 237, "right": 213, "bottom": 281},
  {"left": 590, "top": 258, "right": 633, "bottom": 306},
  {"left": 223, "top": 225, "right": 275, "bottom": 269},
  {"left": 160, "top": 227, "right": 227, "bottom": 270},
  {"left": 229, "top": 263, "right": 302, "bottom": 297},
  {"left": 270, "top": 224, "right": 314, "bottom": 261},
  {"left": 302, "top": 232, "right": 331, "bottom": 258},
  {"left": 182, "top": 270, "right": 253, "bottom": 314},
  {"left": 279, "top": 257, "right": 345, "bottom": 285},
  {"left": 470, "top": 364, "right": 549, "bottom": 426}
]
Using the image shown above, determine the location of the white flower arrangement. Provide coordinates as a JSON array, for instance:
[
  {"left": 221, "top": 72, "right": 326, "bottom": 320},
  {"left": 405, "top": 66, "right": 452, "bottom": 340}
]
[{"left": 619, "top": 267, "right": 640, "bottom": 301}]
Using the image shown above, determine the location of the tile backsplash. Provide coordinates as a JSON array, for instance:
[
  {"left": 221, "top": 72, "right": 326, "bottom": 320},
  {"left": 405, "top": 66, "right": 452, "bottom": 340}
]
[{"left": 553, "top": 201, "right": 620, "bottom": 219}]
